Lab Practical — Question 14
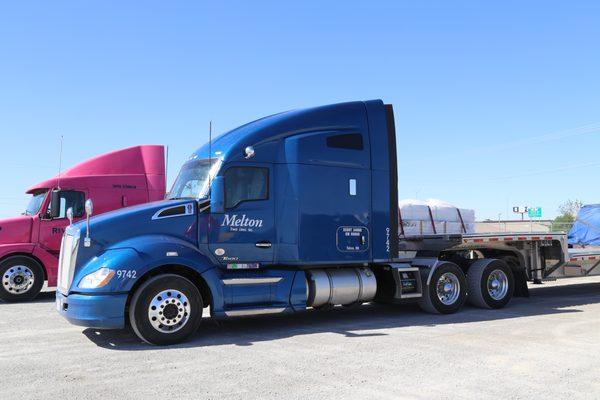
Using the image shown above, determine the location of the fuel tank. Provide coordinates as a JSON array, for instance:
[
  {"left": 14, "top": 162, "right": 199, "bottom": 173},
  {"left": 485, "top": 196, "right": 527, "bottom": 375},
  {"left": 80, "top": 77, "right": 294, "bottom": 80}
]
[{"left": 306, "top": 267, "right": 377, "bottom": 308}]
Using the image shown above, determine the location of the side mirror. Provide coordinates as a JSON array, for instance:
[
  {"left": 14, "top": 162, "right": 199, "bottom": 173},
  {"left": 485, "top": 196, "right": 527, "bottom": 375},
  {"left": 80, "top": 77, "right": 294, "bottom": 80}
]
[
  {"left": 85, "top": 199, "right": 93, "bottom": 216},
  {"left": 210, "top": 176, "right": 225, "bottom": 214},
  {"left": 49, "top": 190, "right": 61, "bottom": 218},
  {"left": 66, "top": 207, "right": 74, "bottom": 225},
  {"left": 84, "top": 199, "right": 93, "bottom": 247}
]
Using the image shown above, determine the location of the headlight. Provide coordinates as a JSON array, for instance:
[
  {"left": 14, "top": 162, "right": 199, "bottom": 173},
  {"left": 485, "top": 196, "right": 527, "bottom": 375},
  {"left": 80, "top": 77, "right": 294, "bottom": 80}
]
[{"left": 78, "top": 267, "right": 115, "bottom": 289}]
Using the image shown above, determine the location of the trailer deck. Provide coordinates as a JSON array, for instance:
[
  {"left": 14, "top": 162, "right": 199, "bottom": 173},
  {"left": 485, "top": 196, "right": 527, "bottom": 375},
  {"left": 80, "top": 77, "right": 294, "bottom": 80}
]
[{"left": 399, "top": 230, "right": 600, "bottom": 282}]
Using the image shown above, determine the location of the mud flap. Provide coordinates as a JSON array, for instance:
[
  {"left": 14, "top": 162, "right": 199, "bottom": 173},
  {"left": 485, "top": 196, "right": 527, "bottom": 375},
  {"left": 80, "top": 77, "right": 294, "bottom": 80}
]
[{"left": 513, "top": 269, "right": 530, "bottom": 297}]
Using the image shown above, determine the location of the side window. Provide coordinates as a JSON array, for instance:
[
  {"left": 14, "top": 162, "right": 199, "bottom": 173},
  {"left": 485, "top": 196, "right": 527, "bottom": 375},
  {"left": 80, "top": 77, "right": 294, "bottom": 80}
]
[
  {"left": 326, "top": 133, "right": 364, "bottom": 150},
  {"left": 49, "top": 191, "right": 85, "bottom": 218},
  {"left": 224, "top": 167, "right": 268, "bottom": 209}
]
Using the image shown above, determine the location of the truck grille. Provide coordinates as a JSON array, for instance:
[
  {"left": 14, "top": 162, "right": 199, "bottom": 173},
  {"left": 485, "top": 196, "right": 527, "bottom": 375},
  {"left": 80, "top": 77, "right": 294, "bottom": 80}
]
[{"left": 57, "top": 227, "right": 80, "bottom": 295}]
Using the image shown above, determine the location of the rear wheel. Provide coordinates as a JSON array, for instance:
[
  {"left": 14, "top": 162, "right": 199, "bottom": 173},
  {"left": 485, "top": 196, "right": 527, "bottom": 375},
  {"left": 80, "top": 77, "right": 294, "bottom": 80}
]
[
  {"left": 0, "top": 256, "right": 44, "bottom": 302},
  {"left": 129, "top": 274, "right": 203, "bottom": 345},
  {"left": 419, "top": 262, "right": 467, "bottom": 314},
  {"left": 467, "top": 259, "right": 514, "bottom": 309}
]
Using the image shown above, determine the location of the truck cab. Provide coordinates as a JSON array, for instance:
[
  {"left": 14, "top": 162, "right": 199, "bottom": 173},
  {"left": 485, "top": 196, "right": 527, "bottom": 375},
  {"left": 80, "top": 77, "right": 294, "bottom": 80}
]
[
  {"left": 0, "top": 145, "right": 166, "bottom": 302},
  {"left": 56, "top": 100, "right": 418, "bottom": 345}
]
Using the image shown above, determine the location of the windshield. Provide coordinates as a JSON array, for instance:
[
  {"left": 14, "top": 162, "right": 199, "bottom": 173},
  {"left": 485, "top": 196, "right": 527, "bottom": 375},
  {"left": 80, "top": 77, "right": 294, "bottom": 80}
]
[
  {"left": 24, "top": 190, "right": 48, "bottom": 216},
  {"left": 168, "top": 158, "right": 221, "bottom": 200}
]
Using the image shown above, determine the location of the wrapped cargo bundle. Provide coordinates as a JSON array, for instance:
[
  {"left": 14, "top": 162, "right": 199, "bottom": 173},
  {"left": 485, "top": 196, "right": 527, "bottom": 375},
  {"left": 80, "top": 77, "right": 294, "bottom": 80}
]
[
  {"left": 399, "top": 199, "right": 475, "bottom": 236},
  {"left": 568, "top": 204, "right": 600, "bottom": 247}
]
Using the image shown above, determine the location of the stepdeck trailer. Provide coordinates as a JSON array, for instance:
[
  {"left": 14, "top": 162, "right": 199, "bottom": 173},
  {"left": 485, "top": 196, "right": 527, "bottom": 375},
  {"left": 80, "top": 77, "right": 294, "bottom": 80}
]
[{"left": 55, "top": 100, "right": 600, "bottom": 345}]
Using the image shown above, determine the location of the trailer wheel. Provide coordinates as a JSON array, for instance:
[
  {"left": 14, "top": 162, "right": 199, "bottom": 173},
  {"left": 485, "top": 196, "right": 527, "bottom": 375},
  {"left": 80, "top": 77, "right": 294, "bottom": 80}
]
[
  {"left": 129, "top": 274, "right": 202, "bottom": 345},
  {"left": 467, "top": 259, "right": 514, "bottom": 309},
  {"left": 0, "top": 256, "right": 44, "bottom": 302},
  {"left": 419, "top": 263, "right": 467, "bottom": 314}
]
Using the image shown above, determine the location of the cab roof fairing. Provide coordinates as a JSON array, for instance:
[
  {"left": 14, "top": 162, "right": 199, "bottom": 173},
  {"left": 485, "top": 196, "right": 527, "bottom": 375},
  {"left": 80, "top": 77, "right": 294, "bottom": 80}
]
[
  {"left": 186, "top": 100, "right": 384, "bottom": 165},
  {"left": 26, "top": 145, "right": 165, "bottom": 193}
]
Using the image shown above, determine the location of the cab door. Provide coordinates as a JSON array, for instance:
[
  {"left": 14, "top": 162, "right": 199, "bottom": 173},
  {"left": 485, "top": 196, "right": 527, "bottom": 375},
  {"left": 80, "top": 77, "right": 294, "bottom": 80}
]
[
  {"left": 209, "top": 164, "right": 275, "bottom": 264},
  {"left": 38, "top": 190, "right": 86, "bottom": 254}
]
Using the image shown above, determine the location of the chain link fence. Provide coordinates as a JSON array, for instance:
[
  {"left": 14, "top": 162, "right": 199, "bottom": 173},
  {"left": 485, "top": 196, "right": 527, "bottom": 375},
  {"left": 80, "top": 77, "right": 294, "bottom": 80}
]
[
  {"left": 476, "top": 220, "right": 575, "bottom": 233},
  {"left": 549, "top": 221, "right": 575, "bottom": 233}
]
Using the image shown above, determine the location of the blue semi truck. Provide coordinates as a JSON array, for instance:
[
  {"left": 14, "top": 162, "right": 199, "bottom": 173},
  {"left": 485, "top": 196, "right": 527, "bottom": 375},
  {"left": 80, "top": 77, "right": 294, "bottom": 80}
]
[{"left": 56, "top": 100, "right": 574, "bottom": 345}]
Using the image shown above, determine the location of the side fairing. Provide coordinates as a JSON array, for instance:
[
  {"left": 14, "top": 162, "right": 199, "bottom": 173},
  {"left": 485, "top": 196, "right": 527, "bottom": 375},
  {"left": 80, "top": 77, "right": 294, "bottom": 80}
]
[{"left": 367, "top": 102, "right": 398, "bottom": 262}]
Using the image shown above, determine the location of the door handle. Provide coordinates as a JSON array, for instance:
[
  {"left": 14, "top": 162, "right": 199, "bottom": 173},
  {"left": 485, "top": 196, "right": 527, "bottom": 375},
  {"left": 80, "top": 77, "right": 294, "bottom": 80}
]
[{"left": 255, "top": 241, "right": 272, "bottom": 248}]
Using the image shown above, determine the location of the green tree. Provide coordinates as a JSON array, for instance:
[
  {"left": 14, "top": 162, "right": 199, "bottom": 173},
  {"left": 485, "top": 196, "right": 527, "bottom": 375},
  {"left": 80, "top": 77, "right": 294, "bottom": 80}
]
[{"left": 553, "top": 199, "right": 583, "bottom": 232}]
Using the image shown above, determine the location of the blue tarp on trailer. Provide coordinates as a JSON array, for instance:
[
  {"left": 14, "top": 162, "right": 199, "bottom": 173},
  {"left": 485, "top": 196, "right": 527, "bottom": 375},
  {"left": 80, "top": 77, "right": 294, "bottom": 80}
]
[{"left": 568, "top": 204, "right": 600, "bottom": 246}]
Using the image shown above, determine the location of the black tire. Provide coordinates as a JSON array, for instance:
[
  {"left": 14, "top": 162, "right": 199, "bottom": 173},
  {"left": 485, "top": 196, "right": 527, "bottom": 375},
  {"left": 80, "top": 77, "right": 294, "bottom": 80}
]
[
  {"left": 501, "top": 255, "right": 529, "bottom": 298},
  {"left": 129, "top": 274, "right": 203, "bottom": 345},
  {"left": 467, "top": 259, "right": 514, "bottom": 309},
  {"left": 0, "top": 256, "right": 45, "bottom": 302},
  {"left": 500, "top": 255, "right": 519, "bottom": 270},
  {"left": 418, "top": 262, "right": 467, "bottom": 314}
]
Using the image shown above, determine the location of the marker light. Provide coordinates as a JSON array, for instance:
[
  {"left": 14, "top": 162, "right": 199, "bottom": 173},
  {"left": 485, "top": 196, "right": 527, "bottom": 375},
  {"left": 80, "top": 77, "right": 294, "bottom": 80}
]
[{"left": 78, "top": 267, "right": 115, "bottom": 289}]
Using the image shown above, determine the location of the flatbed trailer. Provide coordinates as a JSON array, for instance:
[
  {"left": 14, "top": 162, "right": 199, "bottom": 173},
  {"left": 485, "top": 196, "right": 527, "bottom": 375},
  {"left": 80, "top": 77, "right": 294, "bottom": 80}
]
[{"left": 398, "top": 231, "right": 600, "bottom": 295}]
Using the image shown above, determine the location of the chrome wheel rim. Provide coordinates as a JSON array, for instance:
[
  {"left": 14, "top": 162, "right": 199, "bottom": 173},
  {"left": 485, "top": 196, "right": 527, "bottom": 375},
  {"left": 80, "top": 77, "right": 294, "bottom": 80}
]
[
  {"left": 148, "top": 289, "right": 191, "bottom": 333},
  {"left": 487, "top": 269, "right": 509, "bottom": 301},
  {"left": 2, "top": 265, "right": 35, "bottom": 294},
  {"left": 436, "top": 272, "right": 460, "bottom": 305}
]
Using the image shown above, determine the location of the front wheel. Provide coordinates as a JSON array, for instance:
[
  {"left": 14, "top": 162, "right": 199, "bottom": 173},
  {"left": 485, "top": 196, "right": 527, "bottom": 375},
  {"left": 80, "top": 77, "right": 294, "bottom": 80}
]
[
  {"left": 419, "top": 262, "right": 467, "bottom": 314},
  {"left": 129, "top": 274, "right": 203, "bottom": 345},
  {"left": 0, "top": 256, "right": 45, "bottom": 302},
  {"left": 467, "top": 259, "right": 514, "bottom": 309}
]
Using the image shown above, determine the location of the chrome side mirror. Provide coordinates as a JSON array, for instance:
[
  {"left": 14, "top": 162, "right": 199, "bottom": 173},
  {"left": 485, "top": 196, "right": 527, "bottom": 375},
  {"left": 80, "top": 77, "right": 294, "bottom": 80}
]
[
  {"left": 84, "top": 199, "right": 93, "bottom": 247},
  {"left": 66, "top": 207, "right": 74, "bottom": 226},
  {"left": 85, "top": 199, "right": 93, "bottom": 216}
]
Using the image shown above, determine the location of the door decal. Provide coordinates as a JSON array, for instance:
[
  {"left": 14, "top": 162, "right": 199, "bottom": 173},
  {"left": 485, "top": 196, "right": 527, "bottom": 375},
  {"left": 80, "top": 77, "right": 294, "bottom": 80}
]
[{"left": 336, "top": 226, "right": 369, "bottom": 252}]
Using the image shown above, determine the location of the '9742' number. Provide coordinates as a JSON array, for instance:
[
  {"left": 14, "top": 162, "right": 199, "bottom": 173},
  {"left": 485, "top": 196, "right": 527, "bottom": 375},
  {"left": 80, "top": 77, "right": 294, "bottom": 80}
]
[{"left": 116, "top": 270, "right": 137, "bottom": 279}]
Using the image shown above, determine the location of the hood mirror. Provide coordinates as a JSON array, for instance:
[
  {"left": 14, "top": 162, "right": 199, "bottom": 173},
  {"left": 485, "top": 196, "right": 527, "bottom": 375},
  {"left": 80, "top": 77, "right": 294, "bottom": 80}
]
[
  {"left": 84, "top": 199, "right": 93, "bottom": 247},
  {"left": 85, "top": 199, "right": 93, "bottom": 216},
  {"left": 66, "top": 207, "right": 74, "bottom": 225}
]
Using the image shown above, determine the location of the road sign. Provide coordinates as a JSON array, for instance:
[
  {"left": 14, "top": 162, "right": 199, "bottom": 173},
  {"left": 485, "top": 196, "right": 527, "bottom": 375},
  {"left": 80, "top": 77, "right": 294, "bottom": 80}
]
[{"left": 528, "top": 207, "right": 542, "bottom": 218}]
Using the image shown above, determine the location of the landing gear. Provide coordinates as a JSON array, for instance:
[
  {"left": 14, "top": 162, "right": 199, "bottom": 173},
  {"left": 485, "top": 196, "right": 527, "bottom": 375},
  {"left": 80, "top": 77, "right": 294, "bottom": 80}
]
[
  {"left": 129, "top": 274, "right": 203, "bottom": 345},
  {"left": 0, "top": 256, "right": 44, "bottom": 302},
  {"left": 419, "top": 262, "right": 467, "bottom": 314}
]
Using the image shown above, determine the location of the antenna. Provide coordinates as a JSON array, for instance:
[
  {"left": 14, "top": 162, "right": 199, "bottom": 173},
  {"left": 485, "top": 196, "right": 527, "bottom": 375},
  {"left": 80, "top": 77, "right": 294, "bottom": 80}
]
[
  {"left": 57, "top": 135, "right": 64, "bottom": 190},
  {"left": 208, "top": 121, "right": 212, "bottom": 195},
  {"left": 207, "top": 121, "right": 212, "bottom": 235}
]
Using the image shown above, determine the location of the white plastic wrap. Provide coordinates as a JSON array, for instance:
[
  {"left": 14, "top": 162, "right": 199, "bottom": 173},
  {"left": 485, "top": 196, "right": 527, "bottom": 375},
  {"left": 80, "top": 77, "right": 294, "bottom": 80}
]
[{"left": 399, "top": 199, "right": 475, "bottom": 236}]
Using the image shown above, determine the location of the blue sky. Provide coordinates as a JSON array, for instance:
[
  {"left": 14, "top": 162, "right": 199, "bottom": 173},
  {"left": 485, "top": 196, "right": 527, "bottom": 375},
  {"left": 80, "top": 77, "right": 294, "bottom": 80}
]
[{"left": 0, "top": 1, "right": 598, "bottom": 220}]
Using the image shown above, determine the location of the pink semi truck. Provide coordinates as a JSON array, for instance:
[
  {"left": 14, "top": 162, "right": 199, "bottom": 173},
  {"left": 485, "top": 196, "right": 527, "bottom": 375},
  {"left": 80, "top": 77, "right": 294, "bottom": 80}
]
[{"left": 0, "top": 145, "right": 166, "bottom": 302}]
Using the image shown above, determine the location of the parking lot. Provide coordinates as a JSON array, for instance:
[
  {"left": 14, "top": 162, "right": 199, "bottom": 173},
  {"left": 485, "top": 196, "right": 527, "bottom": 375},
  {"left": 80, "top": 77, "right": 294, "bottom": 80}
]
[{"left": 1, "top": 277, "right": 599, "bottom": 400}]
